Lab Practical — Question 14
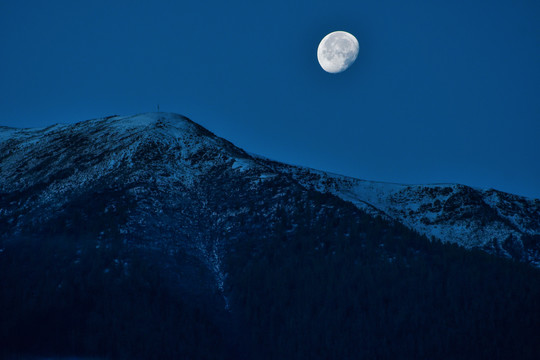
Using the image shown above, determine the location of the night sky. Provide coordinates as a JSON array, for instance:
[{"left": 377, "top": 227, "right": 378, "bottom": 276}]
[{"left": 1, "top": 1, "right": 538, "bottom": 198}]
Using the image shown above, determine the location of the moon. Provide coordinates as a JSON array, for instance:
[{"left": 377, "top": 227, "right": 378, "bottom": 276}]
[{"left": 317, "top": 31, "right": 359, "bottom": 73}]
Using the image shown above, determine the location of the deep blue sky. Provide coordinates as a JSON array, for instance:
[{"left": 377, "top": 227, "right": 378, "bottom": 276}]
[{"left": 1, "top": 1, "right": 539, "bottom": 198}]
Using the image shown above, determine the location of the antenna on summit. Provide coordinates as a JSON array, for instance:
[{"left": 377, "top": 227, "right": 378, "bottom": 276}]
[{"left": 157, "top": 104, "right": 160, "bottom": 112}]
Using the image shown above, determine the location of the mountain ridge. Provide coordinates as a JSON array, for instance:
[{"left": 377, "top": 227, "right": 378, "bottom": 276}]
[
  {"left": 1, "top": 112, "right": 538, "bottom": 266},
  {"left": 1, "top": 112, "right": 539, "bottom": 359},
  {"left": 261, "top": 159, "right": 539, "bottom": 265}
]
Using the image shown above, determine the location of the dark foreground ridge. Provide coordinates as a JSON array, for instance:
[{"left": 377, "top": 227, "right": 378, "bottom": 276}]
[{"left": 1, "top": 113, "right": 539, "bottom": 359}]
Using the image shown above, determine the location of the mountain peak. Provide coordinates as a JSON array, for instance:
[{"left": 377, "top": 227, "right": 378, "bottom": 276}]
[
  {"left": 2, "top": 115, "right": 538, "bottom": 359},
  {"left": 0, "top": 112, "right": 538, "bottom": 266},
  {"left": 0, "top": 112, "right": 254, "bottom": 196},
  {"left": 80, "top": 112, "right": 215, "bottom": 142},
  {"left": 0, "top": 112, "right": 200, "bottom": 147},
  {"left": 105, "top": 112, "right": 195, "bottom": 131}
]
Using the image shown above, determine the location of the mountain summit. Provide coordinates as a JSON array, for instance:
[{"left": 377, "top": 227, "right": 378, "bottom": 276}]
[
  {"left": 1, "top": 112, "right": 537, "bottom": 266},
  {"left": 1, "top": 113, "right": 539, "bottom": 359}
]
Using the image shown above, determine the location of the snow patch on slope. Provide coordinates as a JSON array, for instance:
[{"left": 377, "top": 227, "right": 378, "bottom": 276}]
[{"left": 263, "top": 160, "right": 539, "bottom": 259}]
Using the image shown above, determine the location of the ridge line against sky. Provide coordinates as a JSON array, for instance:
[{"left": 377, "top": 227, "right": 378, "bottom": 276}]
[{"left": 0, "top": 0, "right": 538, "bottom": 198}]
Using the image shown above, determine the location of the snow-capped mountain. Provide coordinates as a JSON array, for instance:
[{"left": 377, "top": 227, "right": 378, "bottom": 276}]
[
  {"left": 0, "top": 112, "right": 538, "bottom": 271},
  {"left": 0, "top": 113, "right": 281, "bottom": 299},
  {"left": 0, "top": 112, "right": 363, "bottom": 301},
  {"left": 2, "top": 112, "right": 540, "bottom": 359}
]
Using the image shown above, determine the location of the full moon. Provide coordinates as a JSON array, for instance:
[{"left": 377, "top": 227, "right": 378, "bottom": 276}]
[{"left": 317, "top": 31, "right": 359, "bottom": 73}]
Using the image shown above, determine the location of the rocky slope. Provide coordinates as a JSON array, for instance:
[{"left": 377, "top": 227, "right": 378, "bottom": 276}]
[
  {"left": 263, "top": 161, "right": 540, "bottom": 266},
  {"left": 1, "top": 112, "right": 539, "bottom": 359},
  {"left": 0, "top": 112, "right": 538, "bottom": 270},
  {"left": 0, "top": 113, "right": 365, "bottom": 303}
]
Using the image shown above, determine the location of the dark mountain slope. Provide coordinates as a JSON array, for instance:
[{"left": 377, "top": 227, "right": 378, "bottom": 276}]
[
  {"left": 0, "top": 113, "right": 539, "bottom": 359},
  {"left": 261, "top": 159, "right": 540, "bottom": 266}
]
